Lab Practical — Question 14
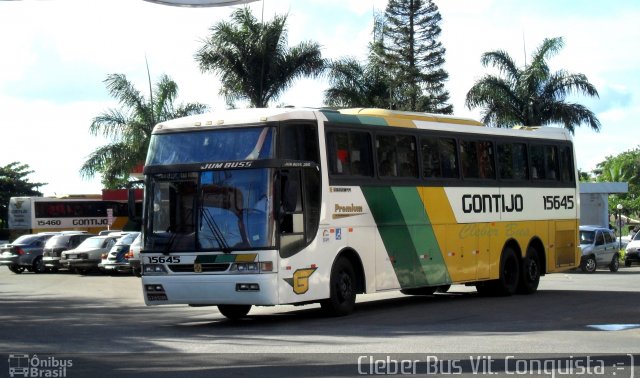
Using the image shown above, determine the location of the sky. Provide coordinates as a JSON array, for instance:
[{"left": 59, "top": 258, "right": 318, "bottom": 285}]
[{"left": 0, "top": 0, "right": 638, "bottom": 196}]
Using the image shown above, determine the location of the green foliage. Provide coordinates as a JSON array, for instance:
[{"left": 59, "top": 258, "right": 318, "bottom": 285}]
[
  {"left": 81, "top": 74, "right": 208, "bottom": 188},
  {"left": 0, "top": 162, "right": 45, "bottom": 229},
  {"left": 195, "top": 7, "right": 325, "bottom": 108},
  {"left": 594, "top": 148, "right": 640, "bottom": 216},
  {"left": 324, "top": 11, "right": 391, "bottom": 108},
  {"left": 381, "top": 0, "right": 452, "bottom": 113},
  {"left": 465, "top": 37, "right": 600, "bottom": 134}
]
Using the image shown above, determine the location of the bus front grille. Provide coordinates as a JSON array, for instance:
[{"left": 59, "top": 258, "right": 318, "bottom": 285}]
[{"left": 167, "top": 264, "right": 230, "bottom": 273}]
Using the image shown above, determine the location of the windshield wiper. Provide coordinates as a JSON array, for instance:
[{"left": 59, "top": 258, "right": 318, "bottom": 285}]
[{"left": 200, "top": 208, "right": 231, "bottom": 253}]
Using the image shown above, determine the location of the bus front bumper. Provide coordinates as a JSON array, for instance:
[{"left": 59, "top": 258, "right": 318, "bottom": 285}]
[{"left": 141, "top": 273, "right": 280, "bottom": 306}]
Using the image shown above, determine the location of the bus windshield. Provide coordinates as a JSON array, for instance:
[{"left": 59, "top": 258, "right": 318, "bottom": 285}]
[
  {"left": 145, "top": 168, "right": 275, "bottom": 253},
  {"left": 146, "top": 126, "right": 274, "bottom": 166}
]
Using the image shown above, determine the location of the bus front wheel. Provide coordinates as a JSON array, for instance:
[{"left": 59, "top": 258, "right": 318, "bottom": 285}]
[
  {"left": 321, "top": 257, "right": 356, "bottom": 316},
  {"left": 218, "top": 305, "right": 251, "bottom": 320}
]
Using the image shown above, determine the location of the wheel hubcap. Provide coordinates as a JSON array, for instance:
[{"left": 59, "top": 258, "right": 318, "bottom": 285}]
[{"left": 338, "top": 272, "right": 352, "bottom": 302}]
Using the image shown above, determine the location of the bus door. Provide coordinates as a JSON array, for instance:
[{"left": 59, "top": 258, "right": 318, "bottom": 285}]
[{"left": 277, "top": 167, "right": 322, "bottom": 302}]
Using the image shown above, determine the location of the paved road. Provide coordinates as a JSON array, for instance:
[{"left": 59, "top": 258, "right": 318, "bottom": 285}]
[{"left": 0, "top": 267, "right": 639, "bottom": 377}]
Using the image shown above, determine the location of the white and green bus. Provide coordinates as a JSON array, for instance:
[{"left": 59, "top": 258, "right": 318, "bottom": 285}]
[{"left": 140, "top": 108, "right": 580, "bottom": 319}]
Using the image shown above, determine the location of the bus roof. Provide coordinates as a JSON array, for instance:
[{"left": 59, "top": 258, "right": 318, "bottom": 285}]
[
  {"left": 338, "top": 108, "right": 484, "bottom": 126},
  {"left": 152, "top": 107, "right": 572, "bottom": 142}
]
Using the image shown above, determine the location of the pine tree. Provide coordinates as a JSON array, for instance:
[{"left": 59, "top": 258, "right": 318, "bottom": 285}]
[{"left": 382, "top": 0, "right": 452, "bottom": 113}]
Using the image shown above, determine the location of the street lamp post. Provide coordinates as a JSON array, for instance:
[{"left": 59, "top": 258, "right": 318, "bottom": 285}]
[{"left": 617, "top": 203, "right": 623, "bottom": 250}]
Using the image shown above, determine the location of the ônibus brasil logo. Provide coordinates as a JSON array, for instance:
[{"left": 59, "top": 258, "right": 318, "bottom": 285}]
[{"left": 8, "top": 354, "right": 73, "bottom": 378}]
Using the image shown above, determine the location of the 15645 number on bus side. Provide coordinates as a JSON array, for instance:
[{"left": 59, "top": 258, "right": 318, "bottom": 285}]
[{"left": 543, "top": 195, "right": 575, "bottom": 210}]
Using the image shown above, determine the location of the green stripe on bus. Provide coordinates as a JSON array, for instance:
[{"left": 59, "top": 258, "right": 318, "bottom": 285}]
[
  {"left": 320, "top": 111, "right": 389, "bottom": 126},
  {"left": 362, "top": 186, "right": 450, "bottom": 288},
  {"left": 391, "top": 187, "right": 450, "bottom": 285}
]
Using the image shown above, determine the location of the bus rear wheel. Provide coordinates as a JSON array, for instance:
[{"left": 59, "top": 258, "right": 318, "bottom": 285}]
[
  {"left": 321, "top": 257, "right": 356, "bottom": 316},
  {"left": 517, "top": 248, "right": 540, "bottom": 294},
  {"left": 218, "top": 305, "right": 251, "bottom": 320}
]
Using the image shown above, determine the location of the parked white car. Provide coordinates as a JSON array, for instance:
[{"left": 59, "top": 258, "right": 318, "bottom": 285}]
[
  {"left": 60, "top": 235, "right": 118, "bottom": 274},
  {"left": 624, "top": 232, "right": 640, "bottom": 267}
]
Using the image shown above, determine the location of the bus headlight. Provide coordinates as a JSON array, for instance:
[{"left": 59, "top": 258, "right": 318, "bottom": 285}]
[
  {"left": 144, "top": 264, "right": 168, "bottom": 274},
  {"left": 229, "top": 261, "right": 272, "bottom": 273}
]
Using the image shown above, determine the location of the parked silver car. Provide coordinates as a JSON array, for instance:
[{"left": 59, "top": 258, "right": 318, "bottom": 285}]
[
  {"left": 0, "top": 233, "right": 56, "bottom": 274},
  {"left": 99, "top": 232, "right": 140, "bottom": 274},
  {"left": 579, "top": 225, "right": 620, "bottom": 273},
  {"left": 43, "top": 232, "right": 95, "bottom": 272},
  {"left": 60, "top": 235, "right": 118, "bottom": 274}
]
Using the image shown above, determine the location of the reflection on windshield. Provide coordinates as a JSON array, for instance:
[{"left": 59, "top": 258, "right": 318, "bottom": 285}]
[
  {"left": 579, "top": 231, "right": 594, "bottom": 245},
  {"left": 146, "top": 127, "right": 274, "bottom": 166},
  {"left": 199, "top": 170, "right": 273, "bottom": 250},
  {"left": 145, "top": 169, "right": 274, "bottom": 252}
]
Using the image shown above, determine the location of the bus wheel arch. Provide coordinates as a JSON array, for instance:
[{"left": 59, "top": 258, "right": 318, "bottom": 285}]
[{"left": 320, "top": 248, "right": 365, "bottom": 316}]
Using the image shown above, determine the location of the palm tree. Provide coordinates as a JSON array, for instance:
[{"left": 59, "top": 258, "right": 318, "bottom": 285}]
[
  {"left": 195, "top": 7, "right": 325, "bottom": 108},
  {"left": 323, "top": 57, "right": 391, "bottom": 109},
  {"left": 466, "top": 37, "right": 600, "bottom": 133},
  {"left": 81, "top": 73, "right": 208, "bottom": 188}
]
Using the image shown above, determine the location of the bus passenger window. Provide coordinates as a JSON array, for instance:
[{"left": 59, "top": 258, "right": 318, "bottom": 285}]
[
  {"left": 461, "top": 140, "right": 495, "bottom": 179},
  {"left": 327, "top": 131, "right": 373, "bottom": 177},
  {"left": 421, "top": 137, "right": 441, "bottom": 178},
  {"left": 498, "top": 143, "right": 528, "bottom": 180},
  {"left": 439, "top": 138, "right": 459, "bottom": 178},
  {"left": 559, "top": 146, "right": 574, "bottom": 182},
  {"left": 328, "top": 132, "right": 350, "bottom": 174},
  {"left": 376, "top": 134, "right": 417, "bottom": 178},
  {"left": 397, "top": 136, "right": 417, "bottom": 177},
  {"left": 280, "top": 123, "right": 319, "bottom": 163},
  {"left": 531, "top": 145, "right": 559, "bottom": 181},
  {"left": 349, "top": 131, "right": 373, "bottom": 176}
]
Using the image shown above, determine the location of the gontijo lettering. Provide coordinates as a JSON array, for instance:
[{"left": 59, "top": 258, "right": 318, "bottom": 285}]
[{"left": 462, "top": 194, "right": 524, "bottom": 214}]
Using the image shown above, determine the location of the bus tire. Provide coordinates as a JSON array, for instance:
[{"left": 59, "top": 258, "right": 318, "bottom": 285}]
[
  {"left": 517, "top": 248, "right": 540, "bottom": 295},
  {"left": 321, "top": 257, "right": 356, "bottom": 316},
  {"left": 8, "top": 264, "right": 25, "bottom": 274},
  {"left": 218, "top": 305, "right": 251, "bottom": 320},
  {"left": 496, "top": 247, "right": 520, "bottom": 295},
  {"left": 480, "top": 247, "right": 520, "bottom": 296}
]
